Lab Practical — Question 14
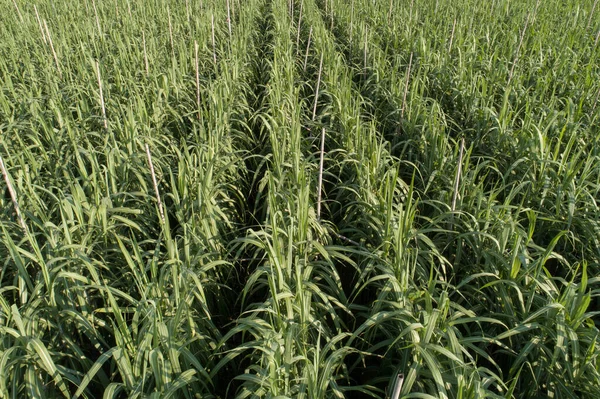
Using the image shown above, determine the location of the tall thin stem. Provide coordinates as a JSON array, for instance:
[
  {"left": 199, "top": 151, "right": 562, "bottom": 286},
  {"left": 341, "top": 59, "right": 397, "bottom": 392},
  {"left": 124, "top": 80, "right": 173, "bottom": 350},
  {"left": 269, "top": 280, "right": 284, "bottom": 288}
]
[
  {"left": 0, "top": 154, "right": 26, "bottom": 232},
  {"left": 195, "top": 40, "right": 201, "bottom": 120},
  {"left": 231, "top": 0, "right": 236, "bottom": 26},
  {"left": 508, "top": 13, "right": 530, "bottom": 87},
  {"left": 226, "top": 0, "right": 232, "bottom": 39},
  {"left": 401, "top": 52, "right": 413, "bottom": 120},
  {"left": 186, "top": 0, "right": 191, "bottom": 24},
  {"left": 312, "top": 53, "right": 324, "bottom": 121},
  {"left": 589, "top": 0, "right": 599, "bottom": 30},
  {"left": 34, "top": 5, "right": 47, "bottom": 44},
  {"left": 11, "top": 0, "right": 24, "bottom": 23},
  {"left": 95, "top": 60, "right": 107, "bottom": 129},
  {"left": 330, "top": 0, "right": 334, "bottom": 30},
  {"left": 451, "top": 138, "right": 465, "bottom": 212},
  {"left": 145, "top": 144, "right": 165, "bottom": 224},
  {"left": 92, "top": 0, "right": 102, "bottom": 38},
  {"left": 317, "top": 128, "right": 326, "bottom": 220},
  {"left": 350, "top": 0, "right": 354, "bottom": 41},
  {"left": 212, "top": 13, "right": 217, "bottom": 65},
  {"left": 44, "top": 20, "right": 62, "bottom": 78},
  {"left": 391, "top": 373, "right": 405, "bottom": 399},
  {"left": 296, "top": 1, "right": 304, "bottom": 56},
  {"left": 142, "top": 31, "right": 149, "bottom": 75},
  {"left": 449, "top": 18, "right": 457, "bottom": 53},
  {"left": 364, "top": 25, "right": 368, "bottom": 72},
  {"left": 303, "top": 27, "right": 312, "bottom": 72},
  {"left": 168, "top": 7, "right": 175, "bottom": 59}
]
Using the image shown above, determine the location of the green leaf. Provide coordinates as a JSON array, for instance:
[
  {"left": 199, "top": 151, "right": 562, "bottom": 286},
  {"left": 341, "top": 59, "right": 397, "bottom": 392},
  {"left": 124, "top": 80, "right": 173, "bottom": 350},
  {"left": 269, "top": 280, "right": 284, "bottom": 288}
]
[
  {"left": 28, "top": 338, "right": 70, "bottom": 398},
  {"left": 73, "top": 347, "right": 118, "bottom": 398}
]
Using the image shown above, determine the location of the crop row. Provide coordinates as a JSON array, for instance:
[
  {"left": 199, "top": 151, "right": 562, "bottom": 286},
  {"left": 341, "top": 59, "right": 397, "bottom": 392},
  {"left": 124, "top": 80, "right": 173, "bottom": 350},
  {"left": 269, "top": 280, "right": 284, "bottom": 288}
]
[{"left": 1, "top": 0, "right": 599, "bottom": 398}]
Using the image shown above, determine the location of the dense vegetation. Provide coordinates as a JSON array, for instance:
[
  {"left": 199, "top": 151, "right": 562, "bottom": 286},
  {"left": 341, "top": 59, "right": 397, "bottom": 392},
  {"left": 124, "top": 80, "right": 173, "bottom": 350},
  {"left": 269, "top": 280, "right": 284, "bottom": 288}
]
[{"left": 1, "top": 0, "right": 599, "bottom": 397}]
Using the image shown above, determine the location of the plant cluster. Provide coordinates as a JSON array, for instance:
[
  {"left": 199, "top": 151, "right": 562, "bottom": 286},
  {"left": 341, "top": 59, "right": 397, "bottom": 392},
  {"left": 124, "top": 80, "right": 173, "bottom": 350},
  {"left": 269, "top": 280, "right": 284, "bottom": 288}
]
[{"left": 1, "top": 0, "right": 599, "bottom": 398}]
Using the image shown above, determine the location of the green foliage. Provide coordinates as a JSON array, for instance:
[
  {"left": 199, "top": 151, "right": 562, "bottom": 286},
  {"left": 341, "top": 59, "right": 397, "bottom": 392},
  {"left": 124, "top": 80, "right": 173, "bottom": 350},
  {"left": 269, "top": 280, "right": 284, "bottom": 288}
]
[{"left": 1, "top": 0, "right": 599, "bottom": 397}]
